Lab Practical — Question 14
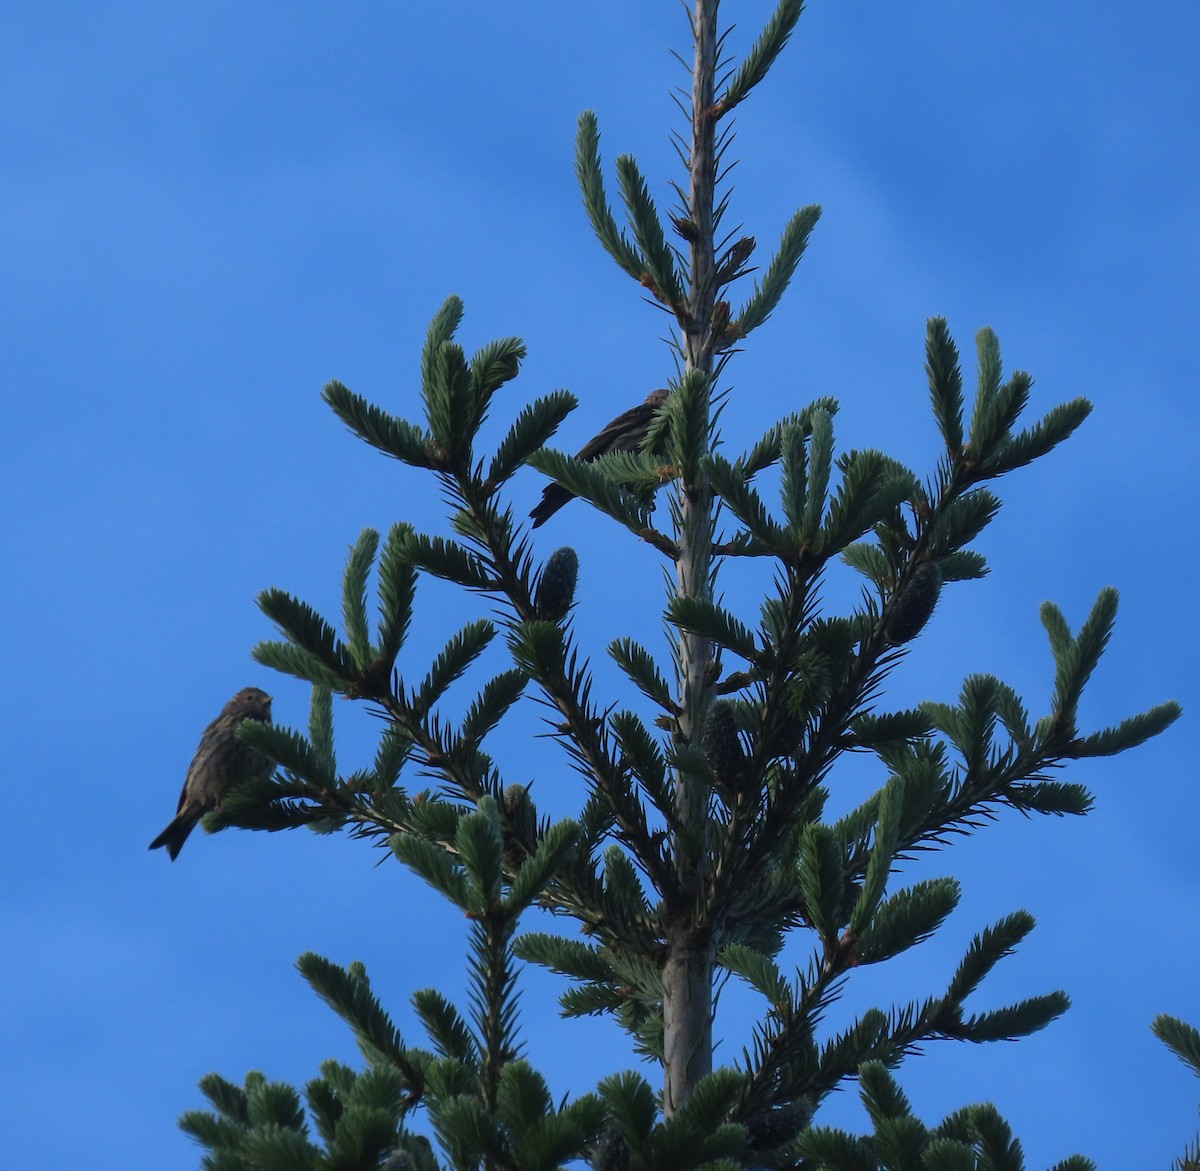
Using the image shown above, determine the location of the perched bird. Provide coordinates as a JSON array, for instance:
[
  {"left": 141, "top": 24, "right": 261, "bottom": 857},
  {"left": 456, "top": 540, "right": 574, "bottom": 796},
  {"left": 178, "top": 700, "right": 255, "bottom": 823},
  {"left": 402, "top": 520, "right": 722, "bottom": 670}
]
[
  {"left": 149, "top": 687, "right": 274, "bottom": 861},
  {"left": 530, "top": 388, "right": 670, "bottom": 527}
]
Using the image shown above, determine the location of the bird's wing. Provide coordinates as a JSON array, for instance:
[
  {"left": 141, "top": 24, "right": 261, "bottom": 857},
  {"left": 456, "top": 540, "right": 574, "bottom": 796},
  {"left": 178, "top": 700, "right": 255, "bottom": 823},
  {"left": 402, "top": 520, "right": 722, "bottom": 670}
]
[
  {"left": 175, "top": 713, "right": 222, "bottom": 813},
  {"left": 575, "top": 393, "right": 667, "bottom": 461}
]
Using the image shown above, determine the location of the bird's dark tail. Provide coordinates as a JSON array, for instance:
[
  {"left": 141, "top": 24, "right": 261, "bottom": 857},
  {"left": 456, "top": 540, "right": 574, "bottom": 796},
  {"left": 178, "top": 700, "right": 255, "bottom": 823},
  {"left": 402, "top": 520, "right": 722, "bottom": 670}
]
[
  {"left": 530, "top": 483, "right": 575, "bottom": 528},
  {"left": 149, "top": 815, "right": 197, "bottom": 861}
]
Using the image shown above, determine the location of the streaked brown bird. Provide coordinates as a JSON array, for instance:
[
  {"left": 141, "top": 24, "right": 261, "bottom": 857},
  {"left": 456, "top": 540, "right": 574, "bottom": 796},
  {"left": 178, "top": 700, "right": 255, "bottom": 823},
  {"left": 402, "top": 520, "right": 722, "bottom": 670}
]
[
  {"left": 150, "top": 687, "right": 274, "bottom": 861},
  {"left": 529, "top": 388, "right": 670, "bottom": 528}
]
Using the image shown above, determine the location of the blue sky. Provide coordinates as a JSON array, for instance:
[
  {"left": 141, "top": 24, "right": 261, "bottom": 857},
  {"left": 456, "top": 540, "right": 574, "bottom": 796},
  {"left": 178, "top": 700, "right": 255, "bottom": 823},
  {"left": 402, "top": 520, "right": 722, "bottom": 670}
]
[{"left": 1, "top": 2, "right": 1198, "bottom": 1167}]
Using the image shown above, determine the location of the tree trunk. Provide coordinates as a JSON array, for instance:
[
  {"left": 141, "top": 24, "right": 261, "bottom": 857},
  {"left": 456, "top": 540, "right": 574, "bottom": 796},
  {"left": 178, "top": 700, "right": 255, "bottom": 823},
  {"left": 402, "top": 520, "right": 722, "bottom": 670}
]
[{"left": 663, "top": 0, "right": 720, "bottom": 1118}]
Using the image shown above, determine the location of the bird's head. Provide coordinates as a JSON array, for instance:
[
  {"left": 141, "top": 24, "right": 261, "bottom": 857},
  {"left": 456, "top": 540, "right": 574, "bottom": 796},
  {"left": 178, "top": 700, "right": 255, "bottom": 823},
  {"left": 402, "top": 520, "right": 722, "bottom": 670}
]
[{"left": 227, "top": 687, "right": 273, "bottom": 721}]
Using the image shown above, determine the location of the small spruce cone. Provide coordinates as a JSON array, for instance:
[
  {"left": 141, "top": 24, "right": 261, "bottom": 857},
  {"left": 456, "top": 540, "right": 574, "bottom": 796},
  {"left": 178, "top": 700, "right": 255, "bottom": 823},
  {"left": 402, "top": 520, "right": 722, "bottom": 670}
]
[
  {"left": 671, "top": 214, "right": 700, "bottom": 242},
  {"left": 535, "top": 547, "right": 579, "bottom": 622},
  {"left": 715, "top": 234, "right": 756, "bottom": 283},
  {"left": 710, "top": 300, "right": 744, "bottom": 350},
  {"left": 710, "top": 299, "right": 731, "bottom": 338},
  {"left": 885, "top": 560, "right": 943, "bottom": 645},
  {"left": 743, "top": 1099, "right": 814, "bottom": 1153},
  {"left": 703, "top": 700, "right": 745, "bottom": 790},
  {"left": 593, "top": 1126, "right": 632, "bottom": 1171}
]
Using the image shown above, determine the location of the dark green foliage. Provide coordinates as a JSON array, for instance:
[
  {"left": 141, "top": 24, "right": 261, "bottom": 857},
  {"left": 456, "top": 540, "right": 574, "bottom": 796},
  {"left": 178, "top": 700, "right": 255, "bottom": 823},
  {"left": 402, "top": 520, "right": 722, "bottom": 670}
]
[
  {"left": 1068, "top": 701, "right": 1181, "bottom": 757},
  {"left": 936, "top": 550, "right": 989, "bottom": 583},
  {"left": 848, "top": 710, "right": 934, "bottom": 750},
  {"left": 342, "top": 529, "right": 379, "bottom": 670},
  {"left": 535, "top": 547, "right": 579, "bottom": 622},
  {"left": 462, "top": 671, "right": 529, "bottom": 747},
  {"left": 254, "top": 526, "right": 425, "bottom": 700},
  {"left": 944, "top": 913, "right": 1036, "bottom": 1004},
  {"left": 822, "top": 450, "right": 918, "bottom": 556},
  {"left": 615, "top": 153, "right": 683, "bottom": 305},
  {"left": 210, "top": 688, "right": 344, "bottom": 837},
  {"left": 609, "top": 638, "right": 675, "bottom": 710},
  {"left": 187, "top": 797, "right": 600, "bottom": 1170},
  {"left": 508, "top": 819, "right": 581, "bottom": 914},
  {"left": 797, "top": 823, "right": 847, "bottom": 943},
  {"left": 610, "top": 710, "right": 673, "bottom": 816},
  {"left": 470, "top": 335, "right": 525, "bottom": 404},
  {"left": 801, "top": 408, "right": 833, "bottom": 540},
  {"left": 1153, "top": 1014, "right": 1200, "bottom": 1077},
  {"left": 953, "top": 993, "right": 1069, "bottom": 1043},
  {"left": 424, "top": 341, "right": 474, "bottom": 462},
  {"left": 516, "top": 933, "right": 617, "bottom": 988},
  {"left": 650, "top": 1069, "right": 747, "bottom": 1166},
  {"left": 664, "top": 370, "right": 713, "bottom": 484},
  {"left": 719, "top": 944, "right": 790, "bottom": 1009},
  {"left": 719, "top": 0, "right": 805, "bottom": 115},
  {"left": 299, "top": 953, "right": 408, "bottom": 1069},
  {"left": 848, "top": 777, "right": 903, "bottom": 937},
  {"left": 401, "top": 531, "right": 498, "bottom": 592},
  {"left": 489, "top": 391, "right": 579, "bottom": 486},
  {"left": 738, "top": 204, "right": 822, "bottom": 336},
  {"left": 238, "top": 719, "right": 335, "bottom": 791},
  {"left": 1005, "top": 781, "right": 1093, "bottom": 817},
  {"left": 740, "top": 399, "right": 840, "bottom": 476},
  {"left": 590, "top": 448, "right": 673, "bottom": 493},
  {"left": 414, "top": 620, "right": 496, "bottom": 712},
  {"left": 257, "top": 588, "right": 354, "bottom": 684},
  {"left": 967, "top": 329, "right": 1013, "bottom": 459},
  {"left": 947, "top": 326, "right": 1094, "bottom": 482},
  {"left": 323, "top": 379, "right": 434, "bottom": 468},
  {"left": 985, "top": 397, "right": 1092, "bottom": 477},
  {"left": 667, "top": 595, "right": 759, "bottom": 661},
  {"left": 708, "top": 451, "right": 786, "bottom": 547},
  {"left": 778, "top": 423, "right": 809, "bottom": 535},
  {"left": 1040, "top": 591, "right": 1116, "bottom": 731},
  {"left": 1153, "top": 1015, "right": 1200, "bottom": 1171},
  {"left": 421, "top": 296, "right": 465, "bottom": 385},
  {"left": 377, "top": 522, "right": 418, "bottom": 668},
  {"left": 927, "top": 317, "right": 965, "bottom": 454},
  {"left": 927, "top": 490, "right": 1001, "bottom": 558},
  {"left": 251, "top": 636, "right": 345, "bottom": 691},
  {"left": 576, "top": 112, "right": 647, "bottom": 285},
  {"left": 180, "top": 1063, "right": 409, "bottom": 1171},
  {"left": 795, "top": 1062, "right": 1094, "bottom": 1171}
]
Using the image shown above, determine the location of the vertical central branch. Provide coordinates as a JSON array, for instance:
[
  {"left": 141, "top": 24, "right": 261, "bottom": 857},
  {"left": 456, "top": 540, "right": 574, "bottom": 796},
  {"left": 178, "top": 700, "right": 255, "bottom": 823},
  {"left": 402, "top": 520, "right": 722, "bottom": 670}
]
[{"left": 663, "top": 0, "right": 721, "bottom": 1118}]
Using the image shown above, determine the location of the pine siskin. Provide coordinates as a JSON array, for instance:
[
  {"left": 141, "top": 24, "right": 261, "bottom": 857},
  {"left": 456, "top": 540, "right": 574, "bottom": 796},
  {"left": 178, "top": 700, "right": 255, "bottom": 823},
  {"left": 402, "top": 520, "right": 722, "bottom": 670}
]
[
  {"left": 149, "top": 686, "right": 275, "bottom": 861},
  {"left": 529, "top": 389, "right": 670, "bottom": 527}
]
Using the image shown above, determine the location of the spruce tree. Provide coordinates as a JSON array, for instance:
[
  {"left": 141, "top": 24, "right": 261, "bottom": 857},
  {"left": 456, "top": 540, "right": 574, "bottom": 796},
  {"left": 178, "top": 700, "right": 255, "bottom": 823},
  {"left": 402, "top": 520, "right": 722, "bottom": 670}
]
[{"left": 175, "top": 3, "right": 1185, "bottom": 1168}]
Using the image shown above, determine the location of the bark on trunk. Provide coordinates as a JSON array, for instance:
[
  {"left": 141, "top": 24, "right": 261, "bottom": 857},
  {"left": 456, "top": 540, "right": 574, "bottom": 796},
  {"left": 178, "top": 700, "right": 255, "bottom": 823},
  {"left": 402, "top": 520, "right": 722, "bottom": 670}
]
[{"left": 663, "top": 0, "right": 720, "bottom": 1118}]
